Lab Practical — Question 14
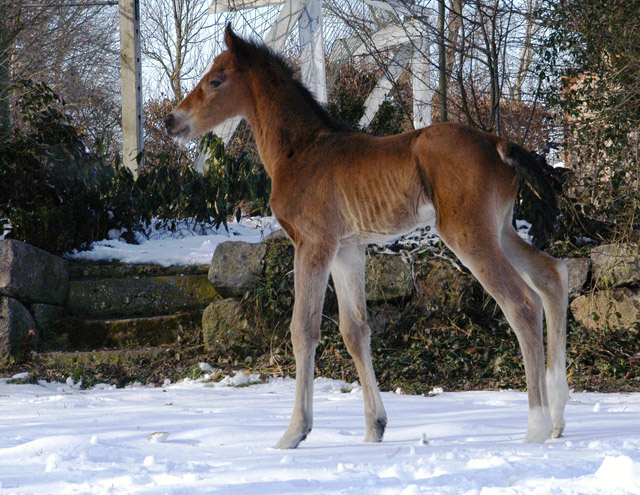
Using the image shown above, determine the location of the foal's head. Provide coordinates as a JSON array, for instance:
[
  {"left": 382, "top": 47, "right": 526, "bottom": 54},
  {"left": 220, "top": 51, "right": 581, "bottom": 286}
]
[{"left": 164, "top": 25, "right": 251, "bottom": 144}]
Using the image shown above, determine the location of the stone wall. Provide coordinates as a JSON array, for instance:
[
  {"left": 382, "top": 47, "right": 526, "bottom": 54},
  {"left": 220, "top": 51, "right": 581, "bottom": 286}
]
[
  {"left": 203, "top": 239, "right": 639, "bottom": 351},
  {"left": 0, "top": 240, "right": 69, "bottom": 358},
  {"left": 203, "top": 239, "right": 413, "bottom": 353},
  {"left": 570, "top": 244, "right": 640, "bottom": 332},
  {"left": 2, "top": 236, "right": 635, "bottom": 361}
]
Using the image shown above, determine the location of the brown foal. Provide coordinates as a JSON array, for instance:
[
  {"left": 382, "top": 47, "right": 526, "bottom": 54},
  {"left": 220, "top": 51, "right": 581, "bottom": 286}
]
[{"left": 165, "top": 25, "right": 569, "bottom": 449}]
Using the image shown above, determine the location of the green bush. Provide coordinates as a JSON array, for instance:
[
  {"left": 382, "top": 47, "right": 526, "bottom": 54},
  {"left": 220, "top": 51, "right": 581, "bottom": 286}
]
[
  {"left": 0, "top": 80, "right": 270, "bottom": 255},
  {"left": 540, "top": 0, "right": 640, "bottom": 243},
  {"left": 0, "top": 80, "right": 132, "bottom": 254}
]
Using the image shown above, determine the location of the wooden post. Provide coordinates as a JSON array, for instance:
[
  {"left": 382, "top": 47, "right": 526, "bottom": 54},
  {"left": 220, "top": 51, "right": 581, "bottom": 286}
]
[{"left": 119, "top": 0, "right": 143, "bottom": 173}]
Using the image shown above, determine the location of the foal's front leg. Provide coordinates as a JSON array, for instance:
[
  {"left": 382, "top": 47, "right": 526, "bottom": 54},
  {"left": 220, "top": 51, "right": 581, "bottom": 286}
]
[{"left": 274, "top": 241, "right": 336, "bottom": 449}]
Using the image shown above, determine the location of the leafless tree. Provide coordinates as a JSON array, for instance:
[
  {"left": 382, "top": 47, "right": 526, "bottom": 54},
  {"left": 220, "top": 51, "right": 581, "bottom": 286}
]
[
  {"left": 141, "top": 0, "right": 216, "bottom": 100},
  {"left": 325, "top": 0, "right": 549, "bottom": 148},
  {"left": 2, "top": 1, "right": 121, "bottom": 155}
]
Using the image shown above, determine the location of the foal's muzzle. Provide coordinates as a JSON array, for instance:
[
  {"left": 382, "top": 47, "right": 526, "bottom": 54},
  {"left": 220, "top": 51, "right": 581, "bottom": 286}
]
[
  {"left": 163, "top": 113, "right": 175, "bottom": 131},
  {"left": 163, "top": 112, "right": 191, "bottom": 142}
]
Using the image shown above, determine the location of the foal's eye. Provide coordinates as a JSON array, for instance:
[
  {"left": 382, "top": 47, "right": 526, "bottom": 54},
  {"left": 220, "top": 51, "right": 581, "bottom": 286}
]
[{"left": 210, "top": 80, "right": 222, "bottom": 88}]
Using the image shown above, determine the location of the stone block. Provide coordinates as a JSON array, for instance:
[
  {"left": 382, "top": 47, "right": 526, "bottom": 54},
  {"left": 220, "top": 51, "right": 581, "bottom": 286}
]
[
  {"left": 0, "top": 297, "right": 38, "bottom": 358},
  {"left": 564, "top": 257, "right": 591, "bottom": 298},
  {"left": 570, "top": 287, "right": 640, "bottom": 332},
  {"left": 413, "top": 256, "right": 476, "bottom": 317},
  {"left": 66, "top": 275, "right": 218, "bottom": 319},
  {"left": 30, "top": 303, "right": 64, "bottom": 334},
  {"left": 58, "top": 311, "right": 201, "bottom": 349},
  {"left": 202, "top": 299, "right": 253, "bottom": 354},
  {"left": 590, "top": 243, "right": 640, "bottom": 287},
  {"left": 208, "top": 241, "right": 268, "bottom": 298},
  {"left": 0, "top": 239, "right": 69, "bottom": 305},
  {"left": 365, "top": 253, "right": 413, "bottom": 303}
]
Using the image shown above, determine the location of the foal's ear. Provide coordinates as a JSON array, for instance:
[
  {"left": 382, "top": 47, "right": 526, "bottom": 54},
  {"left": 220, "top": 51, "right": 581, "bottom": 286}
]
[
  {"left": 224, "top": 24, "right": 240, "bottom": 51},
  {"left": 224, "top": 24, "right": 250, "bottom": 62}
]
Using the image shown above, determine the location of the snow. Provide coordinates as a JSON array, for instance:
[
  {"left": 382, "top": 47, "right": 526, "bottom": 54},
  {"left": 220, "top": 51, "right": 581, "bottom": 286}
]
[
  {"left": 1, "top": 376, "right": 639, "bottom": 495},
  {"left": 63, "top": 214, "right": 537, "bottom": 267},
  {"left": 66, "top": 217, "right": 281, "bottom": 266}
]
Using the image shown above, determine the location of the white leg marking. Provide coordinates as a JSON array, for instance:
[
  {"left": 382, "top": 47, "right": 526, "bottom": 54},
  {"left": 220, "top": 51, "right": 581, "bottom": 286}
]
[
  {"left": 524, "top": 406, "right": 553, "bottom": 443},
  {"left": 546, "top": 364, "right": 569, "bottom": 437}
]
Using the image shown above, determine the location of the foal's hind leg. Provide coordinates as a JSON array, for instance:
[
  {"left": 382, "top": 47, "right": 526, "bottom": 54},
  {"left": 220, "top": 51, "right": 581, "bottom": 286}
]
[
  {"left": 331, "top": 244, "right": 387, "bottom": 442},
  {"left": 274, "top": 240, "right": 336, "bottom": 449},
  {"left": 502, "top": 227, "right": 569, "bottom": 438},
  {"left": 440, "top": 229, "right": 553, "bottom": 443}
]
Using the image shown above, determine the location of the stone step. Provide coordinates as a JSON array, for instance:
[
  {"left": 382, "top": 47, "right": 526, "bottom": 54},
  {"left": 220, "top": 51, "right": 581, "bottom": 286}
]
[
  {"left": 66, "top": 275, "right": 219, "bottom": 319},
  {"left": 68, "top": 260, "right": 209, "bottom": 281},
  {"left": 58, "top": 311, "right": 201, "bottom": 350},
  {"left": 36, "top": 346, "right": 170, "bottom": 367}
]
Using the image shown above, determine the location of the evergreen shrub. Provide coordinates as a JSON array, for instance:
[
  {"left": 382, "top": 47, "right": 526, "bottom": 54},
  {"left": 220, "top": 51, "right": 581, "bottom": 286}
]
[{"left": 0, "top": 81, "right": 270, "bottom": 255}]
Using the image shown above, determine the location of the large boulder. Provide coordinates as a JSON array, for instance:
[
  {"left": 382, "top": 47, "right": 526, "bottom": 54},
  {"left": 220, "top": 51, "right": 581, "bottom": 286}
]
[
  {"left": 570, "top": 287, "right": 640, "bottom": 332},
  {"left": 0, "top": 297, "right": 37, "bottom": 358},
  {"left": 590, "top": 243, "right": 640, "bottom": 287},
  {"left": 0, "top": 239, "right": 69, "bottom": 305},
  {"left": 202, "top": 298, "right": 253, "bottom": 354},
  {"left": 208, "top": 241, "right": 268, "bottom": 298},
  {"left": 564, "top": 257, "right": 591, "bottom": 298},
  {"left": 365, "top": 253, "right": 413, "bottom": 303}
]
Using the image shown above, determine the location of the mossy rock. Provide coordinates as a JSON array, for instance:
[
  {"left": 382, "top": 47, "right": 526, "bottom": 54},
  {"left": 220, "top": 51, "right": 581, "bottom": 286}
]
[
  {"left": 58, "top": 311, "right": 202, "bottom": 350},
  {"left": 413, "top": 255, "right": 480, "bottom": 319},
  {"left": 202, "top": 299, "right": 255, "bottom": 354},
  {"left": 66, "top": 275, "right": 219, "bottom": 318},
  {"left": 208, "top": 241, "right": 269, "bottom": 298},
  {"left": 68, "top": 260, "right": 209, "bottom": 280},
  {"left": 365, "top": 253, "right": 413, "bottom": 303},
  {"left": 570, "top": 287, "right": 640, "bottom": 332},
  {"left": 590, "top": 243, "right": 640, "bottom": 288}
]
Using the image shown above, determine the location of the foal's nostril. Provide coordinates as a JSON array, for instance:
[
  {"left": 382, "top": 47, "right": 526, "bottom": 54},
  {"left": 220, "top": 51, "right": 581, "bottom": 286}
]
[{"left": 164, "top": 113, "right": 175, "bottom": 130}]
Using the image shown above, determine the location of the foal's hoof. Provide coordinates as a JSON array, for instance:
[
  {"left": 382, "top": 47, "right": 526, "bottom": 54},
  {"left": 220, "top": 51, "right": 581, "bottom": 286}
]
[
  {"left": 551, "top": 427, "right": 564, "bottom": 439},
  {"left": 523, "top": 426, "right": 553, "bottom": 444},
  {"left": 363, "top": 417, "right": 387, "bottom": 443},
  {"left": 274, "top": 430, "right": 308, "bottom": 450}
]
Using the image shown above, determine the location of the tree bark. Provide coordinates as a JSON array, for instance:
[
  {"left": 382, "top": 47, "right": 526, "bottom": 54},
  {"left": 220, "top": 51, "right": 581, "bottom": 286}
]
[
  {"left": 0, "top": 17, "right": 11, "bottom": 133},
  {"left": 438, "top": 0, "right": 448, "bottom": 122}
]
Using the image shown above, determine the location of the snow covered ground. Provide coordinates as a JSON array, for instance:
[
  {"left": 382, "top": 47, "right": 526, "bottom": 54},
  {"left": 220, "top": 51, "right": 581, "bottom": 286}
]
[
  {"left": 66, "top": 217, "right": 281, "bottom": 267},
  {"left": 1, "top": 375, "right": 639, "bottom": 495},
  {"left": 61, "top": 213, "right": 534, "bottom": 267}
]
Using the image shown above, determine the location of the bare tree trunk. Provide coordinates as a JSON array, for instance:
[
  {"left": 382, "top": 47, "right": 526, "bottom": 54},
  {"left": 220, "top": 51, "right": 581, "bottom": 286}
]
[
  {"left": 514, "top": 0, "right": 540, "bottom": 101},
  {"left": 142, "top": 0, "right": 214, "bottom": 101},
  {"left": 0, "top": 17, "right": 10, "bottom": 133},
  {"left": 446, "top": 0, "right": 463, "bottom": 78},
  {"left": 438, "top": 0, "right": 448, "bottom": 122}
]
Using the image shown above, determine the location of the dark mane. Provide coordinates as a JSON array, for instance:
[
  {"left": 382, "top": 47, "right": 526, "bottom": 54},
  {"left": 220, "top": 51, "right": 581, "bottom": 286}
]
[{"left": 242, "top": 38, "right": 351, "bottom": 133}]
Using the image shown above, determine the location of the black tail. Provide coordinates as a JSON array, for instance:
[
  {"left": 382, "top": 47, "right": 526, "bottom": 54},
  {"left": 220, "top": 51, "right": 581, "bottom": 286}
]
[{"left": 498, "top": 141, "right": 561, "bottom": 247}]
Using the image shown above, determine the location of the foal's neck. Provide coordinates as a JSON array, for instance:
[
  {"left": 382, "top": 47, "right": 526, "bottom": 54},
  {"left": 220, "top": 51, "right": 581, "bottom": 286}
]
[{"left": 245, "top": 67, "right": 340, "bottom": 177}]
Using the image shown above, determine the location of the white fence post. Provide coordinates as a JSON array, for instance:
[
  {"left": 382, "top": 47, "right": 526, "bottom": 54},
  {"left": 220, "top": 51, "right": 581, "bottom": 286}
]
[{"left": 119, "top": 0, "right": 143, "bottom": 173}]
